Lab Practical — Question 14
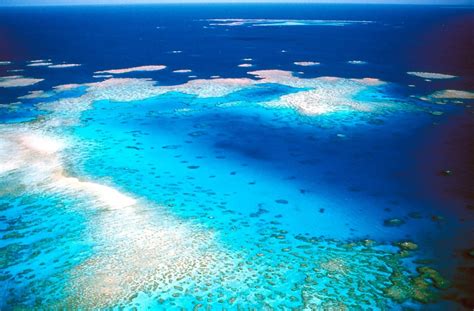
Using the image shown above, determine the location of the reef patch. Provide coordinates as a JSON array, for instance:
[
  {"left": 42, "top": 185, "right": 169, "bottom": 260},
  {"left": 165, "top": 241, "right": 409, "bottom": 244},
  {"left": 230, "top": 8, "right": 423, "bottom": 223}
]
[
  {"left": 407, "top": 72, "right": 457, "bottom": 79},
  {"left": 95, "top": 65, "right": 167, "bottom": 75},
  {"left": 0, "top": 75, "right": 44, "bottom": 88}
]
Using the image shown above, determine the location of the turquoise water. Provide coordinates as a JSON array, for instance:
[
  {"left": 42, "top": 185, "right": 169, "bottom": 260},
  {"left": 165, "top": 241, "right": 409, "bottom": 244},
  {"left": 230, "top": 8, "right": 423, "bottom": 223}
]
[
  {"left": 1, "top": 4, "right": 474, "bottom": 310},
  {"left": 1, "top": 73, "right": 470, "bottom": 309}
]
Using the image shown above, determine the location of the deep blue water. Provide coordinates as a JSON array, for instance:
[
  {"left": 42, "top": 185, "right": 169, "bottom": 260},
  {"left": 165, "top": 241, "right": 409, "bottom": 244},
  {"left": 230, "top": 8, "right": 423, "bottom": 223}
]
[{"left": 0, "top": 4, "right": 473, "bottom": 310}]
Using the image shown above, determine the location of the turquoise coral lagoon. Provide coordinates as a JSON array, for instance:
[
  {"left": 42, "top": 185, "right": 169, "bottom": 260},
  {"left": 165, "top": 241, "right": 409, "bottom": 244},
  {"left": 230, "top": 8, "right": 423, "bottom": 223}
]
[{"left": 1, "top": 3, "right": 473, "bottom": 310}]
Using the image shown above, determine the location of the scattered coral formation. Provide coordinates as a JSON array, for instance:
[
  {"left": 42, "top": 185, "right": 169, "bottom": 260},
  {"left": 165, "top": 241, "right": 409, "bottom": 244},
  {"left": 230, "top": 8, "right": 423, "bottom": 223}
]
[{"left": 0, "top": 64, "right": 457, "bottom": 309}]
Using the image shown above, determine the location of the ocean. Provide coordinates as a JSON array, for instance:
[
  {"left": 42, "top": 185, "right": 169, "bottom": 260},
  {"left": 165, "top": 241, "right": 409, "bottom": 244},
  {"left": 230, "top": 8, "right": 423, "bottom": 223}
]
[{"left": 0, "top": 4, "right": 473, "bottom": 309}]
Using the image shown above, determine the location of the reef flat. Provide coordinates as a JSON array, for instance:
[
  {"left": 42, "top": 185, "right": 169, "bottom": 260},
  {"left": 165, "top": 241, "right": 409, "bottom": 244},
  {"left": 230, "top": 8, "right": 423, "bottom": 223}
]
[{"left": 1, "top": 64, "right": 471, "bottom": 309}]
